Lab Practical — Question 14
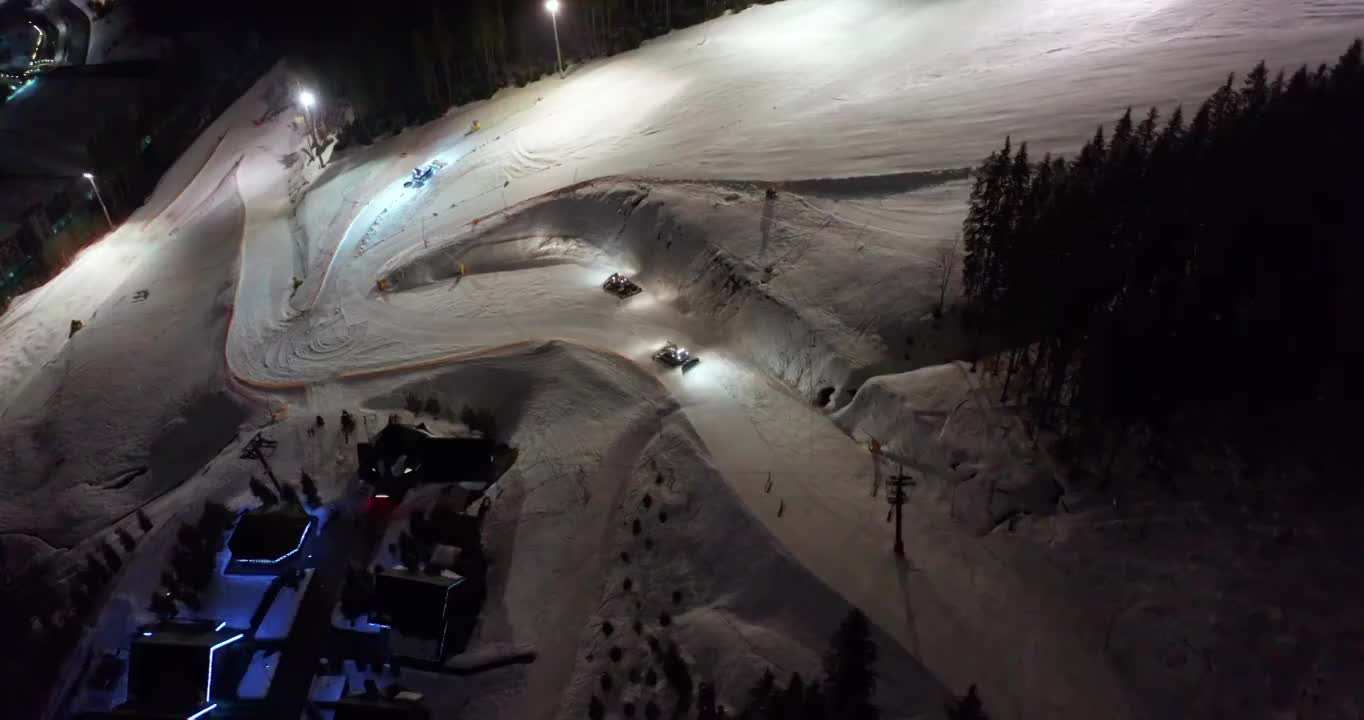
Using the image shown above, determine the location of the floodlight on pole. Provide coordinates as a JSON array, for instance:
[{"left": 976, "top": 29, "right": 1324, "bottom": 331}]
[
  {"left": 297, "top": 87, "right": 322, "bottom": 149},
  {"left": 83, "top": 173, "right": 113, "bottom": 230},
  {"left": 545, "top": 0, "right": 564, "bottom": 79}
]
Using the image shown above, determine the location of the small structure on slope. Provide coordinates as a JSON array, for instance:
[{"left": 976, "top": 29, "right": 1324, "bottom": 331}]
[
  {"left": 357, "top": 423, "right": 497, "bottom": 500},
  {"left": 225, "top": 504, "right": 314, "bottom": 574},
  {"left": 120, "top": 621, "right": 245, "bottom": 717},
  {"left": 333, "top": 689, "right": 431, "bottom": 720},
  {"left": 371, "top": 567, "right": 477, "bottom": 660}
]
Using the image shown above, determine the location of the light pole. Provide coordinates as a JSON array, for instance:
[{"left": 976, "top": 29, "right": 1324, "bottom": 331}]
[
  {"left": 298, "top": 88, "right": 319, "bottom": 144},
  {"left": 82, "top": 173, "right": 113, "bottom": 230},
  {"left": 545, "top": 0, "right": 564, "bottom": 79}
]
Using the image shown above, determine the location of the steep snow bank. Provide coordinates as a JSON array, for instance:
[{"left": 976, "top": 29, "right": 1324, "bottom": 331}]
[
  {"left": 833, "top": 363, "right": 1063, "bottom": 534},
  {"left": 0, "top": 167, "right": 251, "bottom": 568},
  {"left": 380, "top": 178, "right": 972, "bottom": 408}
]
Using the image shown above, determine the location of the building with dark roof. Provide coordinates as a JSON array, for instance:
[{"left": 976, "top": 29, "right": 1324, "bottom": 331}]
[
  {"left": 226, "top": 504, "right": 313, "bottom": 573},
  {"left": 371, "top": 568, "right": 482, "bottom": 659},
  {"left": 121, "top": 621, "right": 244, "bottom": 717},
  {"left": 332, "top": 691, "right": 431, "bottom": 720},
  {"left": 357, "top": 423, "right": 496, "bottom": 498},
  {"left": 372, "top": 569, "right": 465, "bottom": 638}
]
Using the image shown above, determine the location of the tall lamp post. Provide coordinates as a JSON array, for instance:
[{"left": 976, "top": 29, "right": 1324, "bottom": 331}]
[
  {"left": 545, "top": 0, "right": 564, "bottom": 79},
  {"left": 298, "top": 88, "right": 319, "bottom": 144},
  {"left": 82, "top": 173, "right": 113, "bottom": 230}
]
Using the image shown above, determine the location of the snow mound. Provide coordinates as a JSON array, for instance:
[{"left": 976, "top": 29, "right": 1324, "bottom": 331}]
[
  {"left": 348, "top": 341, "right": 949, "bottom": 720},
  {"left": 380, "top": 178, "right": 971, "bottom": 409},
  {"left": 834, "top": 363, "right": 1062, "bottom": 534},
  {"left": 0, "top": 166, "right": 253, "bottom": 563}
]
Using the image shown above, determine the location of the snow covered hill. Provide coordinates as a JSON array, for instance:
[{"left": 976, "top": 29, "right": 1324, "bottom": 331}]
[{"left": 4, "top": 0, "right": 1363, "bottom": 718}]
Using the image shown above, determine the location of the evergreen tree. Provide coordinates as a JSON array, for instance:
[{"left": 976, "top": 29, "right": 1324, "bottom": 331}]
[
  {"left": 697, "top": 681, "right": 720, "bottom": 720},
  {"left": 946, "top": 685, "right": 988, "bottom": 720},
  {"left": 958, "top": 40, "right": 1364, "bottom": 480},
  {"left": 741, "top": 668, "right": 776, "bottom": 720},
  {"left": 300, "top": 471, "right": 321, "bottom": 508},
  {"left": 116, "top": 527, "right": 137, "bottom": 552},
  {"left": 822, "top": 609, "right": 878, "bottom": 720},
  {"left": 149, "top": 590, "right": 179, "bottom": 620},
  {"left": 250, "top": 477, "right": 278, "bottom": 506}
]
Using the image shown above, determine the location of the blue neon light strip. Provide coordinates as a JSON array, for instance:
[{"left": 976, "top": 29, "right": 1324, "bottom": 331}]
[
  {"left": 186, "top": 703, "right": 218, "bottom": 720},
  {"left": 205, "top": 634, "right": 244, "bottom": 701},
  {"left": 236, "top": 519, "right": 313, "bottom": 564},
  {"left": 214, "top": 621, "right": 227, "bottom": 632},
  {"left": 6, "top": 79, "right": 37, "bottom": 101}
]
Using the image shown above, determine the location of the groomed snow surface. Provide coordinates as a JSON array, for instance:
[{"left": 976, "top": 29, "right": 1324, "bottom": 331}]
[{"left": 4, "top": 0, "right": 1364, "bottom": 718}]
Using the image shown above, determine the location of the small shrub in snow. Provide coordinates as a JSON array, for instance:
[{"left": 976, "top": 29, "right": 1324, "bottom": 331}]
[
  {"left": 631, "top": 519, "right": 642, "bottom": 536},
  {"left": 101, "top": 543, "right": 122, "bottom": 571},
  {"left": 116, "top": 527, "right": 137, "bottom": 552},
  {"left": 622, "top": 701, "right": 636, "bottom": 718},
  {"left": 459, "top": 405, "right": 499, "bottom": 441},
  {"left": 658, "top": 511, "right": 668, "bottom": 524},
  {"left": 633, "top": 620, "right": 643, "bottom": 635},
  {"left": 600, "top": 674, "right": 613, "bottom": 692},
  {"left": 658, "top": 611, "right": 671, "bottom": 627},
  {"left": 644, "top": 667, "right": 658, "bottom": 686},
  {"left": 672, "top": 590, "right": 683, "bottom": 604},
  {"left": 642, "top": 493, "right": 653, "bottom": 509},
  {"left": 588, "top": 695, "right": 605, "bottom": 720},
  {"left": 249, "top": 477, "right": 278, "bottom": 506},
  {"left": 644, "top": 701, "right": 661, "bottom": 720},
  {"left": 404, "top": 393, "right": 422, "bottom": 414},
  {"left": 661, "top": 642, "right": 693, "bottom": 711},
  {"left": 623, "top": 578, "right": 633, "bottom": 592},
  {"left": 620, "top": 551, "right": 630, "bottom": 564},
  {"left": 946, "top": 685, "right": 989, "bottom": 720},
  {"left": 696, "top": 682, "right": 718, "bottom": 720},
  {"left": 300, "top": 472, "right": 321, "bottom": 508},
  {"left": 602, "top": 620, "right": 614, "bottom": 636},
  {"left": 609, "top": 646, "right": 623, "bottom": 663},
  {"left": 137, "top": 510, "right": 154, "bottom": 533},
  {"left": 149, "top": 590, "right": 178, "bottom": 620}
]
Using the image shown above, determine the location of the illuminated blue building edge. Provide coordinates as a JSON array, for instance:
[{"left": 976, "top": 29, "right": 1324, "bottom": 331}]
[{"left": 234, "top": 518, "right": 314, "bottom": 565}]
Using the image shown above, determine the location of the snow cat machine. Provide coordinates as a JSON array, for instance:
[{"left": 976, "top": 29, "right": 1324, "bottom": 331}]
[
  {"left": 603, "top": 272, "right": 642, "bottom": 298},
  {"left": 405, "top": 165, "right": 434, "bottom": 188},
  {"left": 654, "top": 342, "right": 700, "bottom": 371}
]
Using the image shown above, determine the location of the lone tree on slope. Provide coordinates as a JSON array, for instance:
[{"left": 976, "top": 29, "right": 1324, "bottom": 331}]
[
  {"left": 823, "top": 608, "right": 878, "bottom": 720},
  {"left": 946, "top": 685, "right": 989, "bottom": 720}
]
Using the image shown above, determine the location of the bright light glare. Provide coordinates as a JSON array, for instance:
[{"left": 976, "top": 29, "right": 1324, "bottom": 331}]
[
  {"left": 298, "top": 89, "right": 317, "bottom": 109},
  {"left": 82, "top": 172, "right": 94, "bottom": 180},
  {"left": 545, "top": 0, "right": 561, "bottom": 14}
]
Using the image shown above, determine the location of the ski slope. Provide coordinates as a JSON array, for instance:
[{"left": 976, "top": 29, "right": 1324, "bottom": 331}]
[{"left": 3, "top": 0, "right": 1363, "bottom": 718}]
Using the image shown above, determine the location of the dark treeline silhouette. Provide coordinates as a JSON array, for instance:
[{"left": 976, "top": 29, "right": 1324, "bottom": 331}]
[
  {"left": 962, "top": 39, "right": 1364, "bottom": 480},
  {"left": 129, "top": 0, "right": 786, "bottom": 147},
  {"left": 735, "top": 609, "right": 882, "bottom": 720}
]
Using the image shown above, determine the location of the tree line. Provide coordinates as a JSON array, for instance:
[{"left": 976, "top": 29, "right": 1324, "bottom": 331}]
[
  {"left": 129, "top": 0, "right": 787, "bottom": 148},
  {"left": 676, "top": 609, "right": 985, "bottom": 720},
  {"left": 961, "top": 39, "right": 1364, "bottom": 481}
]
